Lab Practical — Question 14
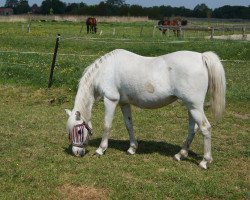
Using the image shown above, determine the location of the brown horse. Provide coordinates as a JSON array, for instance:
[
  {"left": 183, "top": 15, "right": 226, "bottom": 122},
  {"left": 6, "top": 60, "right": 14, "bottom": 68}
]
[
  {"left": 158, "top": 18, "right": 187, "bottom": 37},
  {"left": 86, "top": 17, "right": 97, "bottom": 34}
]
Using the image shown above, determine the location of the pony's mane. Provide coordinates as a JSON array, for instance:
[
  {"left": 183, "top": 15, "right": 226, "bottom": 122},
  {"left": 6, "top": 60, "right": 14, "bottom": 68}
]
[
  {"left": 74, "top": 49, "right": 121, "bottom": 116},
  {"left": 79, "top": 49, "right": 122, "bottom": 87}
]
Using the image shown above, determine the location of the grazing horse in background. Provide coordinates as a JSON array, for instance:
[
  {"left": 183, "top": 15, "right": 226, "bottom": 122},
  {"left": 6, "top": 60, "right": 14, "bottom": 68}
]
[
  {"left": 65, "top": 49, "right": 226, "bottom": 170},
  {"left": 86, "top": 17, "right": 97, "bottom": 34},
  {"left": 158, "top": 17, "right": 188, "bottom": 37}
]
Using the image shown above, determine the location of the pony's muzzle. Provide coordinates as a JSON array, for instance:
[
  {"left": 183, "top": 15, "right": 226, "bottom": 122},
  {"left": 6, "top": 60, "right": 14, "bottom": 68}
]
[{"left": 72, "top": 146, "right": 85, "bottom": 157}]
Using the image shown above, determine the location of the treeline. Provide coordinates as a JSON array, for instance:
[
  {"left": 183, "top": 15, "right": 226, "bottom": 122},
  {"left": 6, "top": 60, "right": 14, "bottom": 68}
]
[{"left": 4, "top": 0, "right": 250, "bottom": 19}]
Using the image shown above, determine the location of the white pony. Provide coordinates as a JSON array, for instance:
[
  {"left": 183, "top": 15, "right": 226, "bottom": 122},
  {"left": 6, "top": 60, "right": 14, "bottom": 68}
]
[{"left": 65, "top": 49, "right": 226, "bottom": 169}]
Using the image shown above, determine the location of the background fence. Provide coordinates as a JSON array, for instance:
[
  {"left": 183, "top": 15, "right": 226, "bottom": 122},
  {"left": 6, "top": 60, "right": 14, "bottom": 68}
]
[{"left": 0, "top": 15, "right": 149, "bottom": 22}]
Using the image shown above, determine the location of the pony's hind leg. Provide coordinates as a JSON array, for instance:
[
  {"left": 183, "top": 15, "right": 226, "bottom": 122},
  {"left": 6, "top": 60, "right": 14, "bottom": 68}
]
[
  {"left": 95, "top": 97, "right": 118, "bottom": 156},
  {"left": 198, "top": 115, "right": 212, "bottom": 169},
  {"left": 120, "top": 104, "right": 138, "bottom": 155},
  {"left": 190, "top": 108, "right": 212, "bottom": 169},
  {"left": 174, "top": 111, "right": 196, "bottom": 161}
]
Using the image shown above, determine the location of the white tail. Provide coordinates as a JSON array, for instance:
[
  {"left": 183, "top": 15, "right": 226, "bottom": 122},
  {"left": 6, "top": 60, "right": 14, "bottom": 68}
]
[{"left": 202, "top": 52, "right": 226, "bottom": 121}]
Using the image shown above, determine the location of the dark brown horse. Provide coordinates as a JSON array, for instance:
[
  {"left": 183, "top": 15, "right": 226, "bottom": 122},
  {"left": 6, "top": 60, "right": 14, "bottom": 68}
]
[
  {"left": 158, "top": 18, "right": 187, "bottom": 37},
  {"left": 86, "top": 17, "right": 97, "bottom": 34}
]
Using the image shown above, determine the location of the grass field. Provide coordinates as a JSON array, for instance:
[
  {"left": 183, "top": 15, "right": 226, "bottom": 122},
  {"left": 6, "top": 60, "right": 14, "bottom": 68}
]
[{"left": 0, "top": 20, "right": 249, "bottom": 199}]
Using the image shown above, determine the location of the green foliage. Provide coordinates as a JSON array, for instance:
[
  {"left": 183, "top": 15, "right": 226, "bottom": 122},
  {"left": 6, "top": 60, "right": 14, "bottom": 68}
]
[
  {"left": 10, "top": 0, "right": 248, "bottom": 19},
  {"left": 4, "top": 0, "right": 18, "bottom": 8},
  {"left": 14, "top": 0, "right": 30, "bottom": 14},
  {"left": 193, "top": 3, "right": 212, "bottom": 18},
  {"left": 213, "top": 5, "right": 250, "bottom": 19},
  {"left": 40, "top": 0, "right": 67, "bottom": 14},
  {"left": 105, "top": 0, "right": 126, "bottom": 7}
]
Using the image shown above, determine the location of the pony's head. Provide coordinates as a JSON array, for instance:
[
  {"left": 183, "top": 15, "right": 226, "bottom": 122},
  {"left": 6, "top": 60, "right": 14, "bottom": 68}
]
[{"left": 65, "top": 109, "right": 92, "bottom": 157}]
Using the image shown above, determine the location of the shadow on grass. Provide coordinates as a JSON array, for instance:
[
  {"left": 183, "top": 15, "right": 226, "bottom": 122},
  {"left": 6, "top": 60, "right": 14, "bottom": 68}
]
[
  {"left": 90, "top": 138, "right": 202, "bottom": 163},
  {"left": 63, "top": 138, "right": 202, "bottom": 164}
]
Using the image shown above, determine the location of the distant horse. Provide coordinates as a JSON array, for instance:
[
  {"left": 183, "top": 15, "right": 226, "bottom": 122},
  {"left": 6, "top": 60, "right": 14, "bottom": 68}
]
[
  {"left": 65, "top": 49, "right": 226, "bottom": 170},
  {"left": 86, "top": 17, "right": 97, "bottom": 34},
  {"left": 158, "top": 18, "right": 187, "bottom": 37}
]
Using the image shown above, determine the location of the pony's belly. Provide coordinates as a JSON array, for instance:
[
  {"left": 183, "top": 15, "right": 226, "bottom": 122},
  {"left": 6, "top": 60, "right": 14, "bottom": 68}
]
[{"left": 120, "top": 93, "right": 177, "bottom": 109}]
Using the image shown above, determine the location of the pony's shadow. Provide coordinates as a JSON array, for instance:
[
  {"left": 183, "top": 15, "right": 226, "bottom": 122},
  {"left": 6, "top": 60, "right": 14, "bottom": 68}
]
[
  {"left": 94, "top": 138, "right": 201, "bottom": 164},
  {"left": 64, "top": 138, "right": 202, "bottom": 164}
]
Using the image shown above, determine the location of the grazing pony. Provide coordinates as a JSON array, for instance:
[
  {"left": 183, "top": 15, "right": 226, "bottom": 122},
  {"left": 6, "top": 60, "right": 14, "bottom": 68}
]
[
  {"left": 158, "top": 17, "right": 187, "bottom": 37},
  {"left": 86, "top": 17, "right": 97, "bottom": 34},
  {"left": 65, "top": 49, "right": 226, "bottom": 169}
]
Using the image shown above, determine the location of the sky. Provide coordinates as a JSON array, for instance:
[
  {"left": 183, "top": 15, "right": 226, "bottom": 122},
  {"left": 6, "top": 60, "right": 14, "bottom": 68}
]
[{"left": 0, "top": 0, "right": 250, "bottom": 9}]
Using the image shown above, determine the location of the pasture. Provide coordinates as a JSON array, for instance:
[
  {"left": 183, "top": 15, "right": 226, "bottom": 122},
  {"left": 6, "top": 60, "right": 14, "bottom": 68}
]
[{"left": 0, "top": 20, "right": 249, "bottom": 199}]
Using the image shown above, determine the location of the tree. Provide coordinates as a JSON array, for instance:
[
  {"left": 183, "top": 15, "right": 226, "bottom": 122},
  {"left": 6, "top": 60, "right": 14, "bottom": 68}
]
[
  {"left": 193, "top": 3, "right": 212, "bottom": 18},
  {"left": 31, "top": 4, "right": 41, "bottom": 14},
  {"left": 40, "top": 0, "right": 66, "bottom": 14},
  {"left": 95, "top": 2, "right": 108, "bottom": 15},
  {"left": 65, "top": 3, "right": 79, "bottom": 14},
  {"left": 105, "top": 0, "right": 126, "bottom": 7},
  {"left": 213, "top": 5, "right": 250, "bottom": 19},
  {"left": 129, "top": 5, "right": 144, "bottom": 16},
  {"left": 15, "top": 0, "right": 31, "bottom": 14},
  {"left": 4, "top": 0, "right": 18, "bottom": 8}
]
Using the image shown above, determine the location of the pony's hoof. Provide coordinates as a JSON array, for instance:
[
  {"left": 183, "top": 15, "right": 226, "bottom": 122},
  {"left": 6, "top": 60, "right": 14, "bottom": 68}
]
[
  {"left": 174, "top": 150, "right": 188, "bottom": 161},
  {"left": 199, "top": 160, "right": 208, "bottom": 170},
  {"left": 95, "top": 152, "right": 102, "bottom": 157},
  {"left": 95, "top": 148, "right": 104, "bottom": 156},
  {"left": 174, "top": 153, "right": 181, "bottom": 161},
  {"left": 127, "top": 147, "right": 136, "bottom": 155}
]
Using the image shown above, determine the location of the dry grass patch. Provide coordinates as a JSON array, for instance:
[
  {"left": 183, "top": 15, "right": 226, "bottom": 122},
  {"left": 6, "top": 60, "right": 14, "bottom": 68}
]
[
  {"left": 233, "top": 113, "right": 250, "bottom": 120},
  {"left": 59, "top": 184, "right": 109, "bottom": 200}
]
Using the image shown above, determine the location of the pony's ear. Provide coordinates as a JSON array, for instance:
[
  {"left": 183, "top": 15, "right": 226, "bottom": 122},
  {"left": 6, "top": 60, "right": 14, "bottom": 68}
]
[
  {"left": 65, "top": 109, "right": 72, "bottom": 116},
  {"left": 75, "top": 111, "right": 81, "bottom": 121}
]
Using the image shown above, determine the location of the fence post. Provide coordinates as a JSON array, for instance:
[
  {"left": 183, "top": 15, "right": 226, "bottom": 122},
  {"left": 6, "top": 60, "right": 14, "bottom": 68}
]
[
  {"left": 80, "top": 22, "right": 84, "bottom": 34},
  {"left": 48, "top": 34, "right": 60, "bottom": 88},
  {"left": 242, "top": 26, "right": 246, "bottom": 39},
  {"left": 153, "top": 26, "right": 156, "bottom": 37},
  {"left": 27, "top": 12, "right": 31, "bottom": 33},
  {"left": 179, "top": 26, "right": 182, "bottom": 38},
  {"left": 27, "top": 24, "right": 31, "bottom": 33},
  {"left": 210, "top": 27, "right": 214, "bottom": 39},
  {"left": 112, "top": 28, "right": 116, "bottom": 36},
  {"left": 140, "top": 26, "right": 143, "bottom": 37}
]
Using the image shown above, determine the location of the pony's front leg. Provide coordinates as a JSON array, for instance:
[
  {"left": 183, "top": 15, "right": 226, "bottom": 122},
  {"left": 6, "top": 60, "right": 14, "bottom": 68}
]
[
  {"left": 121, "top": 104, "right": 138, "bottom": 155},
  {"left": 95, "top": 97, "right": 118, "bottom": 156}
]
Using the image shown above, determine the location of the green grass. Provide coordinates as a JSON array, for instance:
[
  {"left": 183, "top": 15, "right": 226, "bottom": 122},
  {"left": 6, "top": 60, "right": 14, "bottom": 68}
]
[{"left": 0, "top": 20, "right": 249, "bottom": 199}]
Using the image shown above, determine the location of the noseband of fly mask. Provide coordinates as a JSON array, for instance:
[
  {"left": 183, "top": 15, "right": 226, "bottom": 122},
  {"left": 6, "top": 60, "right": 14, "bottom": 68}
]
[{"left": 70, "top": 122, "right": 92, "bottom": 147}]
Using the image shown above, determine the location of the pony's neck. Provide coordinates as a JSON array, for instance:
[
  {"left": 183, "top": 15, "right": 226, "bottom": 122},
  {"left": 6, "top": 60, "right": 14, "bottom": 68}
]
[
  {"left": 73, "top": 73, "right": 95, "bottom": 122},
  {"left": 73, "top": 50, "right": 114, "bottom": 121}
]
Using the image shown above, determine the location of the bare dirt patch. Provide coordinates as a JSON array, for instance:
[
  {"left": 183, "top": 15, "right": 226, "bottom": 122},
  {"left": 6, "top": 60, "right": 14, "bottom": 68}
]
[{"left": 59, "top": 184, "right": 109, "bottom": 200}]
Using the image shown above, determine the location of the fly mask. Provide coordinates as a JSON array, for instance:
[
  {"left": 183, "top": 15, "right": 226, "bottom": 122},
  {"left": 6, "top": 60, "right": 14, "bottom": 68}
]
[{"left": 69, "top": 122, "right": 92, "bottom": 148}]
